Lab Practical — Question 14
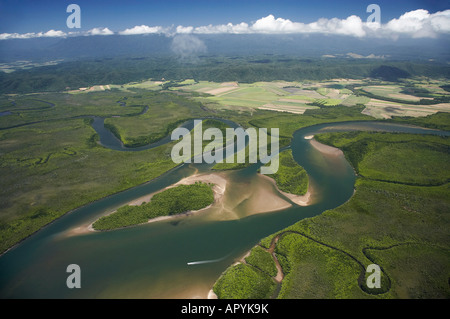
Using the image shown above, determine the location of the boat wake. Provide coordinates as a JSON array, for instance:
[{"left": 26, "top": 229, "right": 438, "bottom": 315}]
[{"left": 187, "top": 254, "right": 230, "bottom": 266}]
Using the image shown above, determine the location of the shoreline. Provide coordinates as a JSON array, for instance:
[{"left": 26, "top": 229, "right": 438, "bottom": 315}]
[
  {"left": 308, "top": 136, "right": 344, "bottom": 157},
  {"left": 259, "top": 174, "right": 312, "bottom": 207}
]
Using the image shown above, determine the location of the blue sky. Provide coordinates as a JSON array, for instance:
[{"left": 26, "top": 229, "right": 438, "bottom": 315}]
[{"left": 1, "top": 0, "right": 448, "bottom": 34}]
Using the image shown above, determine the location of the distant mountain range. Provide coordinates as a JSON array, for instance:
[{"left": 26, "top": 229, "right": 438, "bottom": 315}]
[{"left": 0, "top": 34, "right": 449, "bottom": 63}]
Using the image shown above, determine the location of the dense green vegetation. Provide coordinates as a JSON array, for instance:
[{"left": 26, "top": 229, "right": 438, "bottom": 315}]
[
  {"left": 0, "top": 90, "right": 209, "bottom": 253},
  {"left": 92, "top": 182, "right": 214, "bottom": 230},
  {"left": 315, "top": 131, "right": 450, "bottom": 186},
  {"left": 263, "top": 149, "right": 309, "bottom": 195},
  {"left": 244, "top": 246, "right": 278, "bottom": 277},
  {"left": 390, "top": 112, "right": 450, "bottom": 131},
  {"left": 1, "top": 56, "right": 449, "bottom": 94},
  {"left": 213, "top": 263, "right": 277, "bottom": 299},
  {"left": 103, "top": 91, "right": 207, "bottom": 147},
  {"left": 214, "top": 129, "right": 450, "bottom": 299},
  {"left": 0, "top": 118, "right": 180, "bottom": 253},
  {"left": 0, "top": 84, "right": 369, "bottom": 254}
]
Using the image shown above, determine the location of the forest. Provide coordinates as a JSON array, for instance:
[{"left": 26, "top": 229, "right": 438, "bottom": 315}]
[{"left": 1, "top": 55, "right": 449, "bottom": 94}]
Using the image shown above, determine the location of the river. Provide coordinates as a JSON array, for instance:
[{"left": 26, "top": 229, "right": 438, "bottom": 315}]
[{"left": 0, "top": 119, "right": 447, "bottom": 298}]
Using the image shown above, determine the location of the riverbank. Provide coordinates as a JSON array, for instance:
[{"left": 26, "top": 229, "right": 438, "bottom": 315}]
[
  {"left": 259, "top": 174, "right": 312, "bottom": 206},
  {"left": 308, "top": 135, "right": 344, "bottom": 156}
]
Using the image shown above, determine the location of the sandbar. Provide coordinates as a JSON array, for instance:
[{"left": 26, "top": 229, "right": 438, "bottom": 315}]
[
  {"left": 259, "top": 174, "right": 312, "bottom": 206},
  {"left": 309, "top": 137, "right": 344, "bottom": 157}
]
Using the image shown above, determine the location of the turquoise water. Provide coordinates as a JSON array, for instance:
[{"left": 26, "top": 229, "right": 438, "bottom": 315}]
[{"left": 0, "top": 120, "right": 447, "bottom": 298}]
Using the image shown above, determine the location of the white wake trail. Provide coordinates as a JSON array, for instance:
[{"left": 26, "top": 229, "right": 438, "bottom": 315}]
[{"left": 187, "top": 254, "right": 230, "bottom": 266}]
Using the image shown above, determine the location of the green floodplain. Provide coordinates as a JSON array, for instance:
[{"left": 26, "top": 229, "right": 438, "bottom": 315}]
[
  {"left": 0, "top": 74, "right": 449, "bottom": 298},
  {"left": 213, "top": 130, "right": 450, "bottom": 298}
]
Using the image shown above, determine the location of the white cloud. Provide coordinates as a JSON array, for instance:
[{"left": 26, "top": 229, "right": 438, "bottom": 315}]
[
  {"left": 384, "top": 9, "right": 450, "bottom": 38},
  {"left": 0, "top": 29, "right": 67, "bottom": 40},
  {"left": 199, "top": 22, "right": 250, "bottom": 34},
  {"left": 118, "top": 25, "right": 165, "bottom": 35},
  {"left": 40, "top": 29, "right": 67, "bottom": 37},
  {"left": 176, "top": 25, "right": 194, "bottom": 34},
  {"left": 182, "top": 9, "right": 450, "bottom": 38},
  {"left": 251, "top": 15, "right": 303, "bottom": 33},
  {"left": 86, "top": 27, "right": 114, "bottom": 36},
  {"left": 1, "top": 9, "right": 449, "bottom": 40}
]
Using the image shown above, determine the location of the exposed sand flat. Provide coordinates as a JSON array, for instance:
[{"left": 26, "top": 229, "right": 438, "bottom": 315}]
[
  {"left": 243, "top": 178, "right": 294, "bottom": 211},
  {"left": 126, "top": 173, "right": 228, "bottom": 224},
  {"left": 127, "top": 173, "right": 227, "bottom": 207},
  {"left": 212, "top": 173, "right": 293, "bottom": 221},
  {"left": 62, "top": 173, "right": 228, "bottom": 236},
  {"left": 65, "top": 168, "right": 314, "bottom": 237},
  {"left": 309, "top": 138, "right": 344, "bottom": 157},
  {"left": 207, "top": 290, "right": 218, "bottom": 299},
  {"left": 172, "top": 173, "right": 227, "bottom": 203},
  {"left": 260, "top": 174, "right": 312, "bottom": 206}
]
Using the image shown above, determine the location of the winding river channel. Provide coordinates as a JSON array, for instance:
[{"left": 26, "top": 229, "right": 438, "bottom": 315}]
[{"left": 0, "top": 118, "right": 448, "bottom": 298}]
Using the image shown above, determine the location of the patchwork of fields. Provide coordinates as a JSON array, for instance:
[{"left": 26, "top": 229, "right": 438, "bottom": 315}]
[{"left": 67, "top": 78, "right": 450, "bottom": 119}]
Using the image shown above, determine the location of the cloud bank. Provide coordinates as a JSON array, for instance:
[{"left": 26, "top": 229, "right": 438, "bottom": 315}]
[
  {"left": 0, "top": 27, "right": 114, "bottom": 40},
  {"left": 1, "top": 9, "right": 449, "bottom": 40}
]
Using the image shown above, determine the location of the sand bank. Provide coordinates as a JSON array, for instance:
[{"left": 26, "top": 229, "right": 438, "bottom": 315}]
[
  {"left": 61, "top": 173, "right": 228, "bottom": 236},
  {"left": 309, "top": 137, "right": 344, "bottom": 157},
  {"left": 64, "top": 168, "right": 311, "bottom": 237},
  {"left": 128, "top": 173, "right": 227, "bottom": 207},
  {"left": 259, "top": 174, "right": 312, "bottom": 206},
  {"left": 98, "top": 174, "right": 227, "bottom": 229}
]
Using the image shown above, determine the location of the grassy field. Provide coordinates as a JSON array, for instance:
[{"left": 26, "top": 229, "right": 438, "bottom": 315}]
[
  {"left": 170, "top": 81, "right": 342, "bottom": 114},
  {"left": 213, "top": 127, "right": 450, "bottom": 299},
  {"left": 354, "top": 81, "right": 450, "bottom": 119}
]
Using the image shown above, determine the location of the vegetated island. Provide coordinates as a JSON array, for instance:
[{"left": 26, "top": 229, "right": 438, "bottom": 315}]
[
  {"left": 260, "top": 149, "right": 311, "bottom": 206},
  {"left": 92, "top": 181, "right": 215, "bottom": 231}
]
